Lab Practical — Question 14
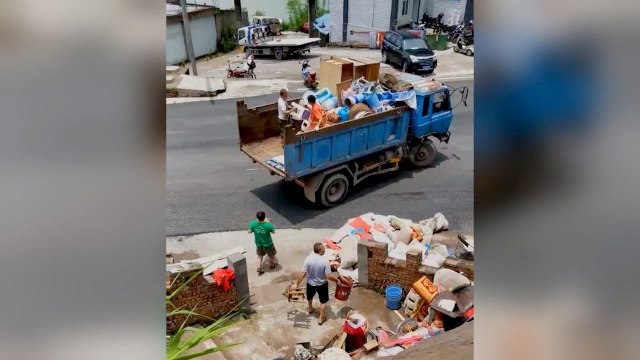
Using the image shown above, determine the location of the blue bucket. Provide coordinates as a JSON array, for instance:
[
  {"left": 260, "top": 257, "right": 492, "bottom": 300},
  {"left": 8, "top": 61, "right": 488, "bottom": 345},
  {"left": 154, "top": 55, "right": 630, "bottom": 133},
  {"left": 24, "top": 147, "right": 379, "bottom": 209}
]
[
  {"left": 315, "top": 88, "right": 332, "bottom": 103},
  {"left": 364, "top": 93, "right": 382, "bottom": 112},
  {"left": 385, "top": 284, "right": 403, "bottom": 310}
]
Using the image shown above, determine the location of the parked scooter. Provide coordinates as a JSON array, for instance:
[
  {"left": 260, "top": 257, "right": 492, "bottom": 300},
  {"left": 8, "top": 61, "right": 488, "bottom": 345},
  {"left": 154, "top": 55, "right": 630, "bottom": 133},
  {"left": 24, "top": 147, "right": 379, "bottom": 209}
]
[
  {"left": 227, "top": 55, "right": 256, "bottom": 79},
  {"left": 300, "top": 59, "right": 318, "bottom": 89}
]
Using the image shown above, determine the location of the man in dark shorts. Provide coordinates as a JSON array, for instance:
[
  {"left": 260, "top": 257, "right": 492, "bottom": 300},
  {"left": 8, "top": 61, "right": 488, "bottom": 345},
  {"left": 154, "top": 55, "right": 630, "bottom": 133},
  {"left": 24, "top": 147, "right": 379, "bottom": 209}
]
[
  {"left": 290, "top": 243, "right": 342, "bottom": 325},
  {"left": 248, "top": 211, "right": 278, "bottom": 274}
]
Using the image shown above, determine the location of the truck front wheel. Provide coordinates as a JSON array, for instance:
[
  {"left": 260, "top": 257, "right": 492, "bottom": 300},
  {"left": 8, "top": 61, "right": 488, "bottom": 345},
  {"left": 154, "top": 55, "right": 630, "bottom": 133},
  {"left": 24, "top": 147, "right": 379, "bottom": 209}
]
[
  {"left": 274, "top": 47, "right": 284, "bottom": 60},
  {"left": 409, "top": 140, "right": 437, "bottom": 167},
  {"left": 318, "top": 173, "right": 350, "bottom": 207}
]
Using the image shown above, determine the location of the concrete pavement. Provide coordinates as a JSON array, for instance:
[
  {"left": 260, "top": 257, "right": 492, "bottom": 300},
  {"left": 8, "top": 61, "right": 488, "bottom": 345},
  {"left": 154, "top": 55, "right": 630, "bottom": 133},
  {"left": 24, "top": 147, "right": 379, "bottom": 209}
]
[{"left": 167, "top": 32, "right": 473, "bottom": 103}]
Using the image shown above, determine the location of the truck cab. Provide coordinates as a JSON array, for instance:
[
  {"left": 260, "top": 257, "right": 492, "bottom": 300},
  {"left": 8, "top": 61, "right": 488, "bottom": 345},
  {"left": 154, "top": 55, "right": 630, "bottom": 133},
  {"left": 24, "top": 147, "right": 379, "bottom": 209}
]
[
  {"left": 412, "top": 88, "right": 453, "bottom": 141},
  {"left": 237, "top": 25, "right": 268, "bottom": 46},
  {"left": 251, "top": 16, "right": 282, "bottom": 36}
]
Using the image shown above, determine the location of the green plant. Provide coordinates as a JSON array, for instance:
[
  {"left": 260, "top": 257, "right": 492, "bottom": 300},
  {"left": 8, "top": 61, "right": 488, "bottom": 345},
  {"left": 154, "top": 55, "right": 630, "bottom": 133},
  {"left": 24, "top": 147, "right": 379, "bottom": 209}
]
[
  {"left": 254, "top": 10, "right": 265, "bottom": 16},
  {"left": 286, "top": 0, "right": 329, "bottom": 31},
  {"left": 217, "top": 27, "right": 237, "bottom": 54},
  {"left": 166, "top": 268, "right": 248, "bottom": 360}
]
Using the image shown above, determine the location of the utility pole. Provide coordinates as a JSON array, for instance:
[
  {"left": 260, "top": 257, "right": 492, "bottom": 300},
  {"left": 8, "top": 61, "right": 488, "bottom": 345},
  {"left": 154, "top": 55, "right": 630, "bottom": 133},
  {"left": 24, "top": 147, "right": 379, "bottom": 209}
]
[
  {"left": 234, "top": 0, "right": 243, "bottom": 28},
  {"left": 179, "top": 0, "right": 198, "bottom": 75},
  {"left": 308, "top": 0, "right": 316, "bottom": 38}
]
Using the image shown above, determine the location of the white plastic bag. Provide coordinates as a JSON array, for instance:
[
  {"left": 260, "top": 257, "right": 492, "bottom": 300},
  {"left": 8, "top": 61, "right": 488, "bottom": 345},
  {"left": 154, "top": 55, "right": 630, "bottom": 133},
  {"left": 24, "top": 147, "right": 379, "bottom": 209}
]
[
  {"left": 419, "top": 213, "right": 449, "bottom": 245},
  {"left": 434, "top": 268, "right": 471, "bottom": 292},
  {"left": 388, "top": 242, "right": 409, "bottom": 261},
  {"left": 339, "top": 235, "right": 358, "bottom": 269},
  {"left": 423, "top": 252, "right": 445, "bottom": 268},
  {"left": 371, "top": 229, "right": 395, "bottom": 251}
]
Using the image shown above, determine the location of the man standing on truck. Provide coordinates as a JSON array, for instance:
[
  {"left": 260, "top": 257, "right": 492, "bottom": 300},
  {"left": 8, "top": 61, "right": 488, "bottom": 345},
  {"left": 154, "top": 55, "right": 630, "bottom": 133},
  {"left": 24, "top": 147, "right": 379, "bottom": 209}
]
[
  {"left": 278, "top": 89, "right": 292, "bottom": 123},
  {"left": 306, "top": 94, "right": 325, "bottom": 131},
  {"left": 290, "top": 243, "right": 342, "bottom": 325},
  {"left": 248, "top": 211, "right": 278, "bottom": 274}
]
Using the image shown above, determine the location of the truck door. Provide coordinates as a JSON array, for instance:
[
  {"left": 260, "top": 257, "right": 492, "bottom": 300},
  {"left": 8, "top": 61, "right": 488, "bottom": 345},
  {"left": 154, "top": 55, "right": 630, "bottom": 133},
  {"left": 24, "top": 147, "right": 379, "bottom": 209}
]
[
  {"left": 427, "top": 90, "right": 453, "bottom": 134},
  {"left": 238, "top": 28, "right": 248, "bottom": 46}
]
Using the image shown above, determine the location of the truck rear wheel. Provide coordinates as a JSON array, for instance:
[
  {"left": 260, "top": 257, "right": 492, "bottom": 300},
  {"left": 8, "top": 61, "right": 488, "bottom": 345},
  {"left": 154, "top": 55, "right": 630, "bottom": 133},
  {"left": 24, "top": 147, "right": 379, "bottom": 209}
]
[
  {"left": 409, "top": 140, "right": 437, "bottom": 167},
  {"left": 274, "top": 47, "right": 284, "bottom": 60},
  {"left": 318, "top": 173, "right": 350, "bottom": 207}
]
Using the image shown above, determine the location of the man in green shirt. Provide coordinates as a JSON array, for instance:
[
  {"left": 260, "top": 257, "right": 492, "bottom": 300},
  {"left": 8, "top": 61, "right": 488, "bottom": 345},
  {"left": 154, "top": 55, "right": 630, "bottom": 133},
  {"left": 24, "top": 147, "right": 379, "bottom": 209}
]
[{"left": 248, "top": 211, "right": 278, "bottom": 274}]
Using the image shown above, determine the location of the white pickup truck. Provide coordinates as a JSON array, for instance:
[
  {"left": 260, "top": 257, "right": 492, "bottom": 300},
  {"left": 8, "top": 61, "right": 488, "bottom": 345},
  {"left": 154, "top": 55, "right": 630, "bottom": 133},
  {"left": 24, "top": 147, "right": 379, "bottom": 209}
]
[{"left": 237, "top": 25, "right": 320, "bottom": 60}]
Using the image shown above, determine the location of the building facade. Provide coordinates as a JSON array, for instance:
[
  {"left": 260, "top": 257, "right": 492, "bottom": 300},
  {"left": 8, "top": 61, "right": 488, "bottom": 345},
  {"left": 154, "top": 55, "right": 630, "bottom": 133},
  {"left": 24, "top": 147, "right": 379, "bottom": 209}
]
[{"left": 328, "top": 0, "right": 471, "bottom": 43}]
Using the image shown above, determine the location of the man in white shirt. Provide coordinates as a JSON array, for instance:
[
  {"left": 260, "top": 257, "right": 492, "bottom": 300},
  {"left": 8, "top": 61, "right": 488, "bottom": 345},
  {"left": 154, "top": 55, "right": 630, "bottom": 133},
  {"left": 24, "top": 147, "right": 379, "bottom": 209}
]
[
  {"left": 290, "top": 243, "right": 342, "bottom": 325},
  {"left": 277, "top": 89, "right": 292, "bottom": 122}
]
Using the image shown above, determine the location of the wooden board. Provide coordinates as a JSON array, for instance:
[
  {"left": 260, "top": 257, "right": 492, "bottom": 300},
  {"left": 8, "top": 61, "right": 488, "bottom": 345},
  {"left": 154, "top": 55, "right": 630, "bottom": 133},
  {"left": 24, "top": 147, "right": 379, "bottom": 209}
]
[
  {"left": 333, "top": 332, "right": 347, "bottom": 349},
  {"left": 240, "top": 137, "right": 283, "bottom": 162},
  {"left": 363, "top": 340, "right": 379, "bottom": 353},
  {"left": 335, "top": 79, "right": 352, "bottom": 107}
]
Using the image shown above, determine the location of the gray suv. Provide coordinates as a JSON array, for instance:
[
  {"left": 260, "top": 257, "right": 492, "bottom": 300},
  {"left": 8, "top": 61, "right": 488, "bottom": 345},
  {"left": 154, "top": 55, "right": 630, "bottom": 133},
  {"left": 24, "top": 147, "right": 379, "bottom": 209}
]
[{"left": 381, "top": 30, "right": 437, "bottom": 74}]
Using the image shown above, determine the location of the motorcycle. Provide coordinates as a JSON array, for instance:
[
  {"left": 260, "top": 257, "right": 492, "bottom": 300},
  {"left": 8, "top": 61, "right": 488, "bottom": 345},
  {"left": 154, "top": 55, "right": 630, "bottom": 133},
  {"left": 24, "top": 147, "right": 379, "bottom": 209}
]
[
  {"left": 227, "top": 55, "right": 256, "bottom": 79},
  {"left": 300, "top": 59, "right": 318, "bottom": 89}
]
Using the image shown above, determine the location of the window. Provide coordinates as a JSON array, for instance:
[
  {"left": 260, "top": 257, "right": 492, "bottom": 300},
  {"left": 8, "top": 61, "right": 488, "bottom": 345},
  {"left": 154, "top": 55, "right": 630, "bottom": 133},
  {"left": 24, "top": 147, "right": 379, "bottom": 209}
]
[
  {"left": 238, "top": 29, "right": 246, "bottom": 41},
  {"left": 401, "top": 0, "right": 409, "bottom": 15},
  {"left": 393, "top": 35, "right": 402, "bottom": 48},
  {"left": 431, "top": 91, "right": 450, "bottom": 114},
  {"left": 403, "top": 38, "right": 427, "bottom": 50}
]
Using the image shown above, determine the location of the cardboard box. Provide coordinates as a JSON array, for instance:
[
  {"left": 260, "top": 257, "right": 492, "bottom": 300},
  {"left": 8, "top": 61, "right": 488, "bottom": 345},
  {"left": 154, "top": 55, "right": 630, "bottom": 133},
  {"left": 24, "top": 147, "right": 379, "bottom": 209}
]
[{"left": 318, "top": 57, "right": 354, "bottom": 96}]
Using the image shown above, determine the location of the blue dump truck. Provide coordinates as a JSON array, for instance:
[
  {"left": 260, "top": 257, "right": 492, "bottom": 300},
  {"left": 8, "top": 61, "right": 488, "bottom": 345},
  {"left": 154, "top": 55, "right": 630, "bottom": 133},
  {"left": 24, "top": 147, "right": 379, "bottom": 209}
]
[{"left": 237, "top": 81, "right": 467, "bottom": 207}]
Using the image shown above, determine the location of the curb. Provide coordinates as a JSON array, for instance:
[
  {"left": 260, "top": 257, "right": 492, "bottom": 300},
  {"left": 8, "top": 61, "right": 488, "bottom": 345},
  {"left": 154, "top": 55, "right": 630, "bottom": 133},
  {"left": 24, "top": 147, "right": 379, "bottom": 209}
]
[{"left": 166, "top": 75, "right": 473, "bottom": 104}]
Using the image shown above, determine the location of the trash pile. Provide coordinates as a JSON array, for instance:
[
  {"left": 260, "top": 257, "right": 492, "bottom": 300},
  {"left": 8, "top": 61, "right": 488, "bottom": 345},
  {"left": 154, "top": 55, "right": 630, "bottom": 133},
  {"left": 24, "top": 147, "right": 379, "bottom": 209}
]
[
  {"left": 290, "top": 73, "right": 442, "bottom": 133},
  {"left": 323, "top": 212, "right": 467, "bottom": 283}
]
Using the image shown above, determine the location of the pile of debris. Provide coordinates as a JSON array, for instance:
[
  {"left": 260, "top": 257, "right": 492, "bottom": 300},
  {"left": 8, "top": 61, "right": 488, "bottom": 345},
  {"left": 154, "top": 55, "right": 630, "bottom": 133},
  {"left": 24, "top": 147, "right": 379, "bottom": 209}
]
[
  {"left": 290, "top": 72, "right": 441, "bottom": 133},
  {"left": 309, "top": 271, "right": 473, "bottom": 359},
  {"left": 323, "top": 212, "right": 474, "bottom": 283}
]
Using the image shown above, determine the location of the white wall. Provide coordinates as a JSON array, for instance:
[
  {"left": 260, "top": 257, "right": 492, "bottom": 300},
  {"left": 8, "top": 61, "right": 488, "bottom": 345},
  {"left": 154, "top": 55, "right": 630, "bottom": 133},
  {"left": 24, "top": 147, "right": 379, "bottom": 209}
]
[
  {"left": 422, "top": 0, "right": 468, "bottom": 25},
  {"left": 346, "top": 0, "right": 392, "bottom": 42},
  {"left": 166, "top": 12, "right": 218, "bottom": 65},
  {"left": 396, "top": 0, "right": 417, "bottom": 27},
  {"left": 167, "top": 21, "right": 187, "bottom": 65},
  {"left": 329, "top": 0, "right": 343, "bottom": 42}
]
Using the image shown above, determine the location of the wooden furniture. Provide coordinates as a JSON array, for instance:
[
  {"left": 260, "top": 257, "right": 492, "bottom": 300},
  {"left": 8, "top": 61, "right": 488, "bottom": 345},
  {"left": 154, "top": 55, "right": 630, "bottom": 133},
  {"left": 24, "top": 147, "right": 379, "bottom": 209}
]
[{"left": 318, "top": 57, "right": 354, "bottom": 97}]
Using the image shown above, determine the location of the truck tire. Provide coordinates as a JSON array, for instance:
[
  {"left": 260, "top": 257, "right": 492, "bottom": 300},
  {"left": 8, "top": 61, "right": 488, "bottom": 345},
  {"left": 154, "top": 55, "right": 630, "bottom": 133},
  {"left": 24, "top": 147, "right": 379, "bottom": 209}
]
[
  {"left": 274, "top": 47, "right": 284, "bottom": 60},
  {"left": 318, "top": 172, "right": 350, "bottom": 207},
  {"left": 409, "top": 139, "right": 437, "bottom": 167},
  {"left": 382, "top": 51, "right": 389, "bottom": 63}
]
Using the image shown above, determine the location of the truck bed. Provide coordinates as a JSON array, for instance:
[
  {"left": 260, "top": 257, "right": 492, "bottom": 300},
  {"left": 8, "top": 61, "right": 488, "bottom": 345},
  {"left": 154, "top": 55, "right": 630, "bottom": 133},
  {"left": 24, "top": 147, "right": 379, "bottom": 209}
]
[
  {"left": 240, "top": 136, "right": 285, "bottom": 177},
  {"left": 250, "top": 37, "right": 320, "bottom": 47},
  {"left": 237, "top": 98, "right": 412, "bottom": 182}
]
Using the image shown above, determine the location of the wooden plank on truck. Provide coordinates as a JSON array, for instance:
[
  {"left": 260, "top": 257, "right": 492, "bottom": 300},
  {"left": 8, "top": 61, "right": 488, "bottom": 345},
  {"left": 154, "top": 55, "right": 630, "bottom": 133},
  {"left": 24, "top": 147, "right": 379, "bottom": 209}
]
[{"left": 335, "top": 79, "right": 351, "bottom": 107}]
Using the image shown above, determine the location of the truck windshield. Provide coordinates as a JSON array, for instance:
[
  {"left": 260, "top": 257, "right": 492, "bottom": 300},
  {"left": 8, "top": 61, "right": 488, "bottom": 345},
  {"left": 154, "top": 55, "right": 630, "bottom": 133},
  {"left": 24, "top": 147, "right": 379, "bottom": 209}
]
[{"left": 403, "top": 39, "right": 426, "bottom": 50}]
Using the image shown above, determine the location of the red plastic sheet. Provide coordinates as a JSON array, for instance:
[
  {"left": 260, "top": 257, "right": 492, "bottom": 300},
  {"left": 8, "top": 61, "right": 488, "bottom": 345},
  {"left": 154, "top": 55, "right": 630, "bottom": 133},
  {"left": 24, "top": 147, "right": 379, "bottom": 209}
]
[{"left": 212, "top": 268, "right": 235, "bottom": 292}]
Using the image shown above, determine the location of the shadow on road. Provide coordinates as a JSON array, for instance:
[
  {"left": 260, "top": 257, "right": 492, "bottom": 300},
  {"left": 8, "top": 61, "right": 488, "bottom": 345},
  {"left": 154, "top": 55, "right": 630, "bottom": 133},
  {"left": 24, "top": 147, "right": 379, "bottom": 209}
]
[{"left": 250, "top": 152, "right": 451, "bottom": 224}]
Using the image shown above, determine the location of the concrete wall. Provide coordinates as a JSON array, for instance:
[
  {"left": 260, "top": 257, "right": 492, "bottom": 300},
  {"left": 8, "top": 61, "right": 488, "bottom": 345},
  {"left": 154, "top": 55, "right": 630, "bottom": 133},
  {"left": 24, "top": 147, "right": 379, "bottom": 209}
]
[
  {"left": 215, "top": 9, "right": 238, "bottom": 42},
  {"left": 329, "top": 0, "right": 343, "bottom": 42},
  {"left": 396, "top": 0, "right": 419, "bottom": 27},
  {"left": 422, "top": 0, "right": 468, "bottom": 26},
  {"left": 166, "top": 10, "right": 218, "bottom": 65},
  {"left": 357, "top": 240, "right": 474, "bottom": 296},
  {"left": 328, "top": 0, "right": 396, "bottom": 43},
  {"left": 165, "top": 253, "right": 250, "bottom": 334}
]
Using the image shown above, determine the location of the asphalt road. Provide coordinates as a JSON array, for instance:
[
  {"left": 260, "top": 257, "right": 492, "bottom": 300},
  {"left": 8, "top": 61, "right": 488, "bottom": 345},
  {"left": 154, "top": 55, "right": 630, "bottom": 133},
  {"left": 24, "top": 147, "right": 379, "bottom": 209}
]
[{"left": 167, "top": 80, "right": 473, "bottom": 236}]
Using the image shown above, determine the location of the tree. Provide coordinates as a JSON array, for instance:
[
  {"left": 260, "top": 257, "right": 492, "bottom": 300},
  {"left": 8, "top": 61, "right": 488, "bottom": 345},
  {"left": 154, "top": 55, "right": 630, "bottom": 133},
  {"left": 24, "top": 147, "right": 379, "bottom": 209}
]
[
  {"left": 254, "top": 10, "right": 265, "bottom": 16},
  {"left": 285, "top": 0, "right": 329, "bottom": 31}
]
